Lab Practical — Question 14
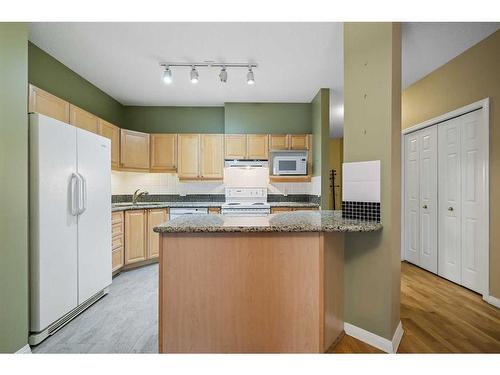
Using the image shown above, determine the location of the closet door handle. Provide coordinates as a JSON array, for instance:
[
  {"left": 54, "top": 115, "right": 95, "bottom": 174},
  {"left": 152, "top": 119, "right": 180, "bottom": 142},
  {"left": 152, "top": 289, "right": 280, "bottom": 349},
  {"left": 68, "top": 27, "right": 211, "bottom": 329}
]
[
  {"left": 448, "top": 207, "right": 454, "bottom": 212},
  {"left": 422, "top": 204, "right": 428, "bottom": 209}
]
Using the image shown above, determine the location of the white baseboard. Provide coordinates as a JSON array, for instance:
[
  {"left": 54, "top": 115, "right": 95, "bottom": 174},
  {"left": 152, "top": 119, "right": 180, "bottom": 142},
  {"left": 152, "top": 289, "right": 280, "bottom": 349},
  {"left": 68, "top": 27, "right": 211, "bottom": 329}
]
[
  {"left": 344, "top": 321, "right": 404, "bottom": 353},
  {"left": 15, "top": 344, "right": 32, "bottom": 354},
  {"left": 483, "top": 294, "right": 500, "bottom": 309}
]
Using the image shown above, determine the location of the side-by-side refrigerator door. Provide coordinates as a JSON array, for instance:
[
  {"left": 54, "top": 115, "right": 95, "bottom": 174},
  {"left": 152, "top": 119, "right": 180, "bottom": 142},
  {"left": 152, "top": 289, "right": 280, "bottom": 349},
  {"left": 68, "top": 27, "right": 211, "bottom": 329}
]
[
  {"left": 76, "top": 128, "right": 112, "bottom": 304},
  {"left": 30, "top": 113, "right": 79, "bottom": 332}
]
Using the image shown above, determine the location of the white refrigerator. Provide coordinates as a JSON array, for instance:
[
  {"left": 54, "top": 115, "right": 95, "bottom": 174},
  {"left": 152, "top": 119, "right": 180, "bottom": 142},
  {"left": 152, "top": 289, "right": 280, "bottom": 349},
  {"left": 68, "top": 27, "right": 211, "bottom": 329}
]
[{"left": 29, "top": 113, "right": 112, "bottom": 345}]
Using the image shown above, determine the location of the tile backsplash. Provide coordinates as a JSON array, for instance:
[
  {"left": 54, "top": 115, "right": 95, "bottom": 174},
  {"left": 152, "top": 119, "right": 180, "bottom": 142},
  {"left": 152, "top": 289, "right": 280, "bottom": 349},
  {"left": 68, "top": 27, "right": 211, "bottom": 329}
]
[
  {"left": 111, "top": 171, "right": 321, "bottom": 197},
  {"left": 342, "top": 160, "right": 381, "bottom": 222}
]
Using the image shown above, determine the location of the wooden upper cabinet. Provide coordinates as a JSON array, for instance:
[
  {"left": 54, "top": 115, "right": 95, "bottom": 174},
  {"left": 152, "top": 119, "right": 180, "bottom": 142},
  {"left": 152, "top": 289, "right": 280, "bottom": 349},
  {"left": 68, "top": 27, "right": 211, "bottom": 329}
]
[
  {"left": 225, "top": 135, "right": 247, "bottom": 159},
  {"left": 178, "top": 134, "right": 200, "bottom": 180},
  {"left": 28, "top": 84, "right": 70, "bottom": 123},
  {"left": 69, "top": 104, "right": 99, "bottom": 133},
  {"left": 150, "top": 134, "right": 177, "bottom": 172},
  {"left": 147, "top": 208, "right": 168, "bottom": 259},
  {"left": 246, "top": 134, "right": 269, "bottom": 159},
  {"left": 200, "top": 134, "right": 224, "bottom": 179},
  {"left": 269, "top": 134, "right": 289, "bottom": 150},
  {"left": 120, "top": 129, "right": 150, "bottom": 170},
  {"left": 124, "top": 210, "right": 147, "bottom": 265},
  {"left": 98, "top": 119, "right": 120, "bottom": 169},
  {"left": 290, "top": 134, "right": 310, "bottom": 150}
]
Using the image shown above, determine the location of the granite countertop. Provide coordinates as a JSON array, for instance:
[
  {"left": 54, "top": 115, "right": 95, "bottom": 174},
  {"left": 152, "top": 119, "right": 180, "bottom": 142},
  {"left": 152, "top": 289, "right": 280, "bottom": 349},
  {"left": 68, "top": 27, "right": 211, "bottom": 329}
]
[
  {"left": 112, "top": 201, "right": 320, "bottom": 212},
  {"left": 153, "top": 210, "right": 382, "bottom": 233}
]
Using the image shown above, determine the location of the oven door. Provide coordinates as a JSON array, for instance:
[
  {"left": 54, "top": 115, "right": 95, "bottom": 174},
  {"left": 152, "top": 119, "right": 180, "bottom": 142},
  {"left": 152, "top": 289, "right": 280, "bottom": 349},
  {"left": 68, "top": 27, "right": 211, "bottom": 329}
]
[{"left": 273, "top": 156, "right": 306, "bottom": 175}]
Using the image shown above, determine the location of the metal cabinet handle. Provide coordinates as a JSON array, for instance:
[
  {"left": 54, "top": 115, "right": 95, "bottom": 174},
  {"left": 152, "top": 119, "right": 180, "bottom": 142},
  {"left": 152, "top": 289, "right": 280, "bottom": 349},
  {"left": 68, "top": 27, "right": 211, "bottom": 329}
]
[{"left": 448, "top": 207, "right": 454, "bottom": 211}]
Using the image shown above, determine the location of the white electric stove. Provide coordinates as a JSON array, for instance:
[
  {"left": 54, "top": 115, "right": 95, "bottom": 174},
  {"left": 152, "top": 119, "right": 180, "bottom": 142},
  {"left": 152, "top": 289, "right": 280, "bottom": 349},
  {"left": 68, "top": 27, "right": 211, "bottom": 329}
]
[{"left": 221, "top": 188, "right": 271, "bottom": 216}]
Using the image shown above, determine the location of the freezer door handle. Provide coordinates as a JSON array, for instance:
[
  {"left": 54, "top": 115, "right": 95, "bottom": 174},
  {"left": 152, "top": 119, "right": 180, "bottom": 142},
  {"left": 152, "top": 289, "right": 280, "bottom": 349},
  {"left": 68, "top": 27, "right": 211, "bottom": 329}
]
[
  {"left": 77, "top": 172, "right": 87, "bottom": 215},
  {"left": 70, "top": 173, "right": 80, "bottom": 216}
]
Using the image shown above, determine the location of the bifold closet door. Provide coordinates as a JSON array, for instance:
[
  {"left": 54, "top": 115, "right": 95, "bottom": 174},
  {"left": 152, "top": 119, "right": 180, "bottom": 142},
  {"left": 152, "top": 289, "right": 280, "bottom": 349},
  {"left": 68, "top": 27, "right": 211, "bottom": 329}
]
[
  {"left": 418, "top": 127, "right": 438, "bottom": 273},
  {"left": 404, "top": 126, "right": 438, "bottom": 273},
  {"left": 438, "top": 110, "right": 486, "bottom": 294},
  {"left": 404, "top": 132, "right": 420, "bottom": 265}
]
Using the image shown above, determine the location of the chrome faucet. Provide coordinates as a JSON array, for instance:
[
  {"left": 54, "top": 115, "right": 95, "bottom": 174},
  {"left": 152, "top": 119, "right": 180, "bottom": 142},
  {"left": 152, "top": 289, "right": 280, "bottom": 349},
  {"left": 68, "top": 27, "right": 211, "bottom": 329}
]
[{"left": 132, "top": 189, "right": 149, "bottom": 205}]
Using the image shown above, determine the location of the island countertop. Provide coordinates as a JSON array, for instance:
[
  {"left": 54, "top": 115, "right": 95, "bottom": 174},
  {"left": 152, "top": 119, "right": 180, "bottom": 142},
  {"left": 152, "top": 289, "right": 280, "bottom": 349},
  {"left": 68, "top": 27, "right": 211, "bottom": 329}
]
[{"left": 153, "top": 210, "right": 382, "bottom": 233}]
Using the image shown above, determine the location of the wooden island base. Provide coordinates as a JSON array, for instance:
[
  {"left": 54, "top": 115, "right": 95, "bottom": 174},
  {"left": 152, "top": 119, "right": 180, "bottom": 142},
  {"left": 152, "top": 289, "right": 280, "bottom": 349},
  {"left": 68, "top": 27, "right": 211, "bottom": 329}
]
[{"left": 158, "top": 232, "right": 344, "bottom": 353}]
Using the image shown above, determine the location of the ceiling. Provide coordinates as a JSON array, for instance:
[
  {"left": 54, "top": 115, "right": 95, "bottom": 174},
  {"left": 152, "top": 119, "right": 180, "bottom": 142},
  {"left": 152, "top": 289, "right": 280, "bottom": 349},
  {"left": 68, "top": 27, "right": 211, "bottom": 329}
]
[
  {"left": 28, "top": 22, "right": 343, "bottom": 106},
  {"left": 29, "top": 22, "right": 499, "bottom": 137}
]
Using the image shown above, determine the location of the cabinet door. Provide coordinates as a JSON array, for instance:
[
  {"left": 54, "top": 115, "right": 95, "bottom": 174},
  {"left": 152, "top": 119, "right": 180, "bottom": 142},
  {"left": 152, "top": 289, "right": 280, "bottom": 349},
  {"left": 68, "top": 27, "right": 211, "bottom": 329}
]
[
  {"left": 271, "top": 207, "right": 294, "bottom": 213},
  {"left": 28, "top": 84, "right": 70, "bottom": 123},
  {"left": 70, "top": 104, "right": 99, "bottom": 133},
  {"left": 98, "top": 119, "right": 120, "bottom": 169},
  {"left": 225, "top": 135, "right": 247, "bottom": 159},
  {"left": 120, "top": 129, "right": 150, "bottom": 170},
  {"left": 151, "top": 134, "right": 177, "bottom": 171},
  {"left": 290, "top": 134, "right": 310, "bottom": 150},
  {"left": 178, "top": 134, "right": 200, "bottom": 179},
  {"left": 200, "top": 134, "right": 224, "bottom": 179},
  {"left": 269, "top": 134, "right": 289, "bottom": 150},
  {"left": 147, "top": 209, "right": 168, "bottom": 259},
  {"left": 124, "top": 210, "right": 147, "bottom": 264},
  {"left": 246, "top": 134, "right": 269, "bottom": 159}
]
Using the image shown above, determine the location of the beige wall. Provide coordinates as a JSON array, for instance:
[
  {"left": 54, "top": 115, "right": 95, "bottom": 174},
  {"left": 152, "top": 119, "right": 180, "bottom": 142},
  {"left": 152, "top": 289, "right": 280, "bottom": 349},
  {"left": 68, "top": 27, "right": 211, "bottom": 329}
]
[
  {"left": 402, "top": 30, "right": 500, "bottom": 298},
  {"left": 329, "top": 138, "right": 343, "bottom": 210},
  {"left": 343, "top": 23, "right": 402, "bottom": 340}
]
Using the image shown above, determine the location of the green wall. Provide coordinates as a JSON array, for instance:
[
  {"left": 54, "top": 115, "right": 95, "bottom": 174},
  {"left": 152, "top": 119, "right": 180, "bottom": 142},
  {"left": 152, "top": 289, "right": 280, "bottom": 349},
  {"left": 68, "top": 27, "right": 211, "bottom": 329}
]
[
  {"left": 28, "top": 42, "right": 124, "bottom": 126},
  {"left": 343, "top": 23, "right": 401, "bottom": 341},
  {"left": 0, "top": 23, "right": 29, "bottom": 353},
  {"left": 123, "top": 106, "right": 225, "bottom": 133},
  {"left": 224, "top": 103, "right": 311, "bottom": 134},
  {"left": 311, "top": 89, "right": 331, "bottom": 209}
]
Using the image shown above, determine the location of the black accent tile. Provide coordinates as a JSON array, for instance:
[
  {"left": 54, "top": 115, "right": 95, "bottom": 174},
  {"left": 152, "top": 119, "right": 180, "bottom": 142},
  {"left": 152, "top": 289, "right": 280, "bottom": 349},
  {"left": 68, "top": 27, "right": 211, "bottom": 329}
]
[{"left": 342, "top": 201, "right": 380, "bottom": 222}]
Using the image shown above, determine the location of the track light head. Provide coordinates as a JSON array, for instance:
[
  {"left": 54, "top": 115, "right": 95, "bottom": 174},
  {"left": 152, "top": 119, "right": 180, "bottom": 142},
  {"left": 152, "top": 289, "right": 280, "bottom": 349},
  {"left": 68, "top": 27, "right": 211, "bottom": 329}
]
[
  {"left": 162, "top": 66, "right": 172, "bottom": 84},
  {"left": 190, "top": 66, "right": 199, "bottom": 84},
  {"left": 219, "top": 67, "right": 227, "bottom": 83},
  {"left": 247, "top": 67, "right": 255, "bottom": 85}
]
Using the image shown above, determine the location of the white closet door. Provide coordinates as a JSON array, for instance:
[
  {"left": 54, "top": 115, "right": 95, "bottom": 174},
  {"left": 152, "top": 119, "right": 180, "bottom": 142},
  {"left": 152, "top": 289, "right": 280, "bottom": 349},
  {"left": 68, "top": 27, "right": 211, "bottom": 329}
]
[
  {"left": 438, "top": 119, "right": 462, "bottom": 284},
  {"left": 404, "top": 132, "right": 420, "bottom": 265},
  {"left": 459, "top": 110, "right": 486, "bottom": 294},
  {"left": 418, "top": 126, "right": 438, "bottom": 273}
]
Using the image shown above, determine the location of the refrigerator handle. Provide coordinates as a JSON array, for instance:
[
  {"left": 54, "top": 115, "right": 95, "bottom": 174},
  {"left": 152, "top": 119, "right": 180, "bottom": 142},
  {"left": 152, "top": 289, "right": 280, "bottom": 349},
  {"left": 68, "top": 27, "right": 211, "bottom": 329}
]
[
  {"left": 70, "top": 173, "right": 79, "bottom": 216},
  {"left": 78, "top": 172, "right": 87, "bottom": 215}
]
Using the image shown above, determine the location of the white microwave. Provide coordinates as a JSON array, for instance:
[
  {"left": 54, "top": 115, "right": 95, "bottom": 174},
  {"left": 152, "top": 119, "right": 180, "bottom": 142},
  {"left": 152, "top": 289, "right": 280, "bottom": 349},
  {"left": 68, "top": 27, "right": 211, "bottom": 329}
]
[{"left": 272, "top": 152, "right": 308, "bottom": 175}]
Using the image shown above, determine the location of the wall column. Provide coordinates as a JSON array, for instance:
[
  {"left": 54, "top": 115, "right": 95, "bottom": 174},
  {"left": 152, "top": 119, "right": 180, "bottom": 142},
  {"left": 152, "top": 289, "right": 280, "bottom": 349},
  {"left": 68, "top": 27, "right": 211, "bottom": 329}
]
[
  {"left": 343, "top": 23, "right": 402, "bottom": 340},
  {"left": 0, "top": 23, "right": 29, "bottom": 353}
]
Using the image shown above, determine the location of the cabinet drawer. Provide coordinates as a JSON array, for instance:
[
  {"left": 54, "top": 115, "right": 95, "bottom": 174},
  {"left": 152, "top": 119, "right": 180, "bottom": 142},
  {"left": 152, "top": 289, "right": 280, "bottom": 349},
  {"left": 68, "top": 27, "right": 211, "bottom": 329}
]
[
  {"left": 112, "top": 235, "right": 124, "bottom": 250},
  {"left": 112, "top": 248, "right": 124, "bottom": 272},
  {"left": 112, "top": 222, "right": 123, "bottom": 236},
  {"left": 112, "top": 211, "right": 124, "bottom": 224}
]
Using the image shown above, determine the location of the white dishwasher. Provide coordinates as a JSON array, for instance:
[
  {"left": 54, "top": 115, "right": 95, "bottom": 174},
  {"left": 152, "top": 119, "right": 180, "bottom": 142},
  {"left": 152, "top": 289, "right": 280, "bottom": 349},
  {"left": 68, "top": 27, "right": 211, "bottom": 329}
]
[{"left": 169, "top": 207, "right": 208, "bottom": 220}]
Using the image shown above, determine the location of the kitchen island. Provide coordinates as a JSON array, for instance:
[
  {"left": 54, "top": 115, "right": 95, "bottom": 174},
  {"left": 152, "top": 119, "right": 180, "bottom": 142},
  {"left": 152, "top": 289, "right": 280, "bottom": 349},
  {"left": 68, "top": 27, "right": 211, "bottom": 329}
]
[{"left": 154, "top": 211, "right": 381, "bottom": 353}]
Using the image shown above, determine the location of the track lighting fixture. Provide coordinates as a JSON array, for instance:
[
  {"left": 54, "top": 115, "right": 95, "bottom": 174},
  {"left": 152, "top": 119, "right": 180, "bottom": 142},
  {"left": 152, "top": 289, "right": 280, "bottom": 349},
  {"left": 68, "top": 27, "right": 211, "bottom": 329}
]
[
  {"left": 159, "top": 61, "right": 257, "bottom": 85},
  {"left": 190, "top": 66, "right": 199, "bottom": 84},
  {"left": 219, "top": 67, "right": 228, "bottom": 83},
  {"left": 246, "top": 66, "right": 255, "bottom": 85},
  {"left": 162, "top": 66, "right": 172, "bottom": 84}
]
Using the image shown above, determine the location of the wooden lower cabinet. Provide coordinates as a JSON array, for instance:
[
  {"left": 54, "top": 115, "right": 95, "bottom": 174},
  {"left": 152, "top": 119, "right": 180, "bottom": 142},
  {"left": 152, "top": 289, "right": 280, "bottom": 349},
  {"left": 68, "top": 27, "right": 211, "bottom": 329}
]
[
  {"left": 111, "top": 211, "right": 124, "bottom": 272},
  {"left": 147, "top": 209, "right": 168, "bottom": 259},
  {"left": 271, "top": 206, "right": 319, "bottom": 214},
  {"left": 115, "top": 208, "right": 168, "bottom": 272},
  {"left": 124, "top": 210, "right": 147, "bottom": 264}
]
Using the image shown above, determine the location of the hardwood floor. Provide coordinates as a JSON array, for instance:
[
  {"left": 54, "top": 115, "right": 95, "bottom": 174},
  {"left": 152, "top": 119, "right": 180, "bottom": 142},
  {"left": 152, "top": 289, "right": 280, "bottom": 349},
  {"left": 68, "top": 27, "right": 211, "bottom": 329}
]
[{"left": 331, "top": 261, "right": 500, "bottom": 353}]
